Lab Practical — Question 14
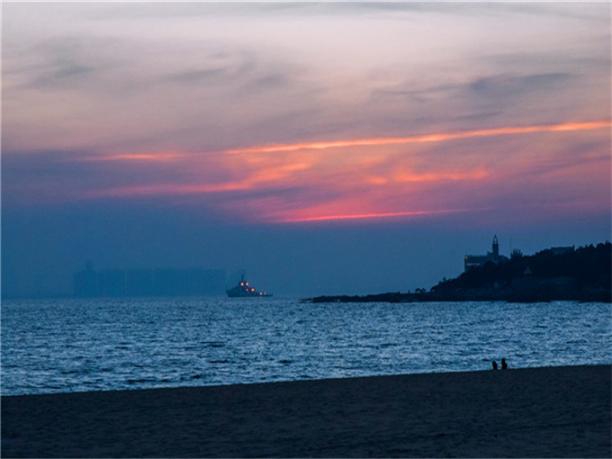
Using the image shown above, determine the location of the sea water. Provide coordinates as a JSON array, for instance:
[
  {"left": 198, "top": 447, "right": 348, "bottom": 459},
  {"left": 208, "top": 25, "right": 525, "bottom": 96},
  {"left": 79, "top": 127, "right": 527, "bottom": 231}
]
[{"left": 2, "top": 298, "right": 610, "bottom": 395}]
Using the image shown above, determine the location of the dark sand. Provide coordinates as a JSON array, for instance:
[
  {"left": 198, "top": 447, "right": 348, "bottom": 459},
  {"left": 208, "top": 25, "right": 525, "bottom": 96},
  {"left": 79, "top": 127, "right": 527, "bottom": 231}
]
[{"left": 2, "top": 365, "right": 610, "bottom": 458}]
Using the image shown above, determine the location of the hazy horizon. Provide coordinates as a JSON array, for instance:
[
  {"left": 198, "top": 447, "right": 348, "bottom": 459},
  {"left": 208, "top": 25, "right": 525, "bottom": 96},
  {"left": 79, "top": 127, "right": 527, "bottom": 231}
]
[{"left": 2, "top": 3, "right": 610, "bottom": 298}]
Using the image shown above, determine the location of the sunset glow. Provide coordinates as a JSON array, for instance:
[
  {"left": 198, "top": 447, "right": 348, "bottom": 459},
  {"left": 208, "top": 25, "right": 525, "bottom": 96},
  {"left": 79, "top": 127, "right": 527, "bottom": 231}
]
[{"left": 74, "top": 118, "right": 610, "bottom": 224}]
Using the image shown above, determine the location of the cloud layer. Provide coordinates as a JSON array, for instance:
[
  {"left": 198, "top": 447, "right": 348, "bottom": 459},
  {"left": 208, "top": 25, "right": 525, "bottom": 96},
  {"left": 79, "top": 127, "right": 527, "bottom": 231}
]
[{"left": 3, "top": 3, "right": 610, "bottom": 225}]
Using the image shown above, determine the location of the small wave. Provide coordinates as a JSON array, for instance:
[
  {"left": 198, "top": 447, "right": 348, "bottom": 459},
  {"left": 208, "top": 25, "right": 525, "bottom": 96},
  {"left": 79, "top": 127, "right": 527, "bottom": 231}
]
[
  {"left": 208, "top": 359, "right": 230, "bottom": 364},
  {"left": 60, "top": 368, "right": 88, "bottom": 376},
  {"left": 126, "top": 377, "right": 156, "bottom": 384},
  {"left": 202, "top": 341, "right": 225, "bottom": 348}
]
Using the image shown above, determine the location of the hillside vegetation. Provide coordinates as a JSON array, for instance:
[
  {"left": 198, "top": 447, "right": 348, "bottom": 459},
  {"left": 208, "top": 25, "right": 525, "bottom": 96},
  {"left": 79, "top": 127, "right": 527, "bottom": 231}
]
[{"left": 432, "top": 242, "right": 611, "bottom": 300}]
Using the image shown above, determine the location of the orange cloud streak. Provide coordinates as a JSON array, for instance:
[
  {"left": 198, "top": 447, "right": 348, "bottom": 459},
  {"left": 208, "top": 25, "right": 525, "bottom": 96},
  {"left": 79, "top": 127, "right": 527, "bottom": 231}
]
[
  {"left": 225, "top": 120, "right": 611, "bottom": 155},
  {"left": 88, "top": 159, "right": 315, "bottom": 198},
  {"left": 78, "top": 152, "right": 183, "bottom": 162},
  {"left": 280, "top": 208, "right": 479, "bottom": 223},
  {"left": 393, "top": 169, "right": 489, "bottom": 183}
]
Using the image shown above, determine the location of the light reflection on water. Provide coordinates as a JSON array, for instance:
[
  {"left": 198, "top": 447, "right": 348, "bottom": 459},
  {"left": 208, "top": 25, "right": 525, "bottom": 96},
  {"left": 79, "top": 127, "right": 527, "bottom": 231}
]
[{"left": 2, "top": 298, "right": 610, "bottom": 395}]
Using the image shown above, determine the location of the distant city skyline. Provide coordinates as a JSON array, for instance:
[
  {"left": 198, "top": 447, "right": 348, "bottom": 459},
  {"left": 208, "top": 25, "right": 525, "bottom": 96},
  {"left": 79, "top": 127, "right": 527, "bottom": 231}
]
[
  {"left": 73, "top": 264, "right": 226, "bottom": 298},
  {"left": 2, "top": 3, "right": 610, "bottom": 297}
]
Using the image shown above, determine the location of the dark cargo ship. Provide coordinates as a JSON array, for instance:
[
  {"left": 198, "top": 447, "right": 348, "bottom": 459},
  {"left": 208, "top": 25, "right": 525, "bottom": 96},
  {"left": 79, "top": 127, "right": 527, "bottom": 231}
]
[{"left": 226, "top": 276, "right": 272, "bottom": 298}]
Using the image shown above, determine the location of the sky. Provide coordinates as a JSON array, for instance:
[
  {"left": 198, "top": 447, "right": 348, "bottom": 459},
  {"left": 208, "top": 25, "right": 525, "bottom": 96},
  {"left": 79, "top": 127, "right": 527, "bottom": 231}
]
[{"left": 2, "top": 2, "right": 611, "bottom": 297}]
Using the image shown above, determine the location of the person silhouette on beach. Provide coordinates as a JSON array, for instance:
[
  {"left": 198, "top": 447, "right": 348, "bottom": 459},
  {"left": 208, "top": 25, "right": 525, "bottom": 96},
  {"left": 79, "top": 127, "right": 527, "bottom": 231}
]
[
  {"left": 501, "top": 358, "right": 508, "bottom": 370},
  {"left": 492, "top": 360, "right": 498, "bottom": 370}
]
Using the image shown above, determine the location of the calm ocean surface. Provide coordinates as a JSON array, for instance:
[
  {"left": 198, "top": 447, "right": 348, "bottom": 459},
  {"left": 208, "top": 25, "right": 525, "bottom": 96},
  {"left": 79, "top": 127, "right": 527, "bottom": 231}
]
[{"left": 2, "top": 298, "right": 611, "bottom": 395}]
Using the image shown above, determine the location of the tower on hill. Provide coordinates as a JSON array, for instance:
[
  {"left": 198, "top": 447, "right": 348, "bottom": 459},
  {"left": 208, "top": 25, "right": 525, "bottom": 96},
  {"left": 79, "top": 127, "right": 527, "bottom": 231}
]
[{"left": 464, "top": 235, "right": 508, "bottom": 271}]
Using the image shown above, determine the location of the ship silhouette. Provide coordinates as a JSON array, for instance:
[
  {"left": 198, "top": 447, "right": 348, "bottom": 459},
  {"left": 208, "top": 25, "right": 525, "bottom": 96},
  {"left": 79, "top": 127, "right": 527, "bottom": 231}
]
[{"left": 226, "top": 275, "right": 272, "bottom": 298}]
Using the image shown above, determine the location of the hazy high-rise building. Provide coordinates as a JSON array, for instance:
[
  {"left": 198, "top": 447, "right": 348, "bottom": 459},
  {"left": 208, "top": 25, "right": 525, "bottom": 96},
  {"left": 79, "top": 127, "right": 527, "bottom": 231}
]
[{"left": 73, "top": 266, "right": 226, "bottom": 297}]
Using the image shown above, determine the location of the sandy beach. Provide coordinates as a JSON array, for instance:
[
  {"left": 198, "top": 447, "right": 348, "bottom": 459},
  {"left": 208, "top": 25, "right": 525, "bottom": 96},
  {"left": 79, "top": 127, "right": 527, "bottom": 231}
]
[{"left": 2, "top": 365, "right": 610, "bottom": 458}]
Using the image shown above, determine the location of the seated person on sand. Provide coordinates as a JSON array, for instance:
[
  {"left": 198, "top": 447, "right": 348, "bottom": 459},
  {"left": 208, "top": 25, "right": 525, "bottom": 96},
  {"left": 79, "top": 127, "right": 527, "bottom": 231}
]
[
  {"left": 501, "top": 358, "right": 508, "bottom": 370},
  {"left": 492, "top": 360, "right": 498, "bottom": 370}
]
